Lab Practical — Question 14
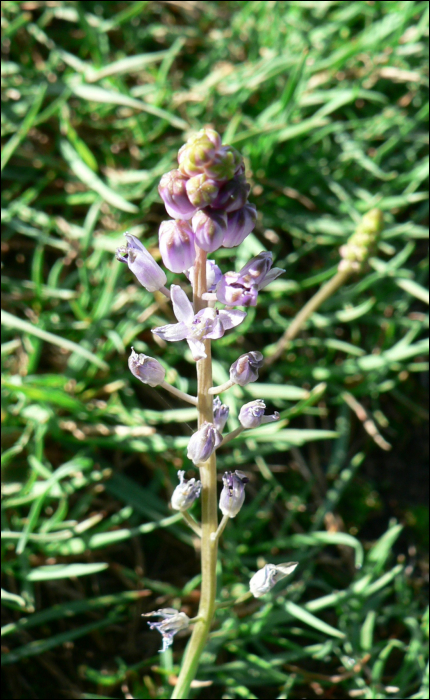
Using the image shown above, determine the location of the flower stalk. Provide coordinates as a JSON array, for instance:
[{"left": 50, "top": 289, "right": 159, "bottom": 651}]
[{"left": 171, "top": 247, "right": 218, "bottom": 699}]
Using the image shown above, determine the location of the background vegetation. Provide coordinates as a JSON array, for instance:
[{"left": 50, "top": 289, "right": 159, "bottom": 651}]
[{"left": 1, "top": 1, "right": 429, "bottom": 698}]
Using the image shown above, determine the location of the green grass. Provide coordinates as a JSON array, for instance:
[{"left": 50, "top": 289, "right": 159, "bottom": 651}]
[{"left": 1, "top": 1, "right": 429, "bottom": 698}]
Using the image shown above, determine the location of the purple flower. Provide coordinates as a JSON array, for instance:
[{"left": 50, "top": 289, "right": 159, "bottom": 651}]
[
  {"left": 238, "top": 400, "right": 280, "bottom": 429},
  {"left": 219, "top": 470, "right": 249, "bottom": 518},
  {"left": 171, "top": 470, "right": 202, "bottom": 511},
  {"left": 249, "top": 562, "right": 298, "bottom": 598},
  {"left": 192, "top": 209, "right": 227, "bottom": 253},
  {"left": 213, "top": 396, "right": 229, "bottom": 432},
  {"left": 187, "top": 422, "right": 222, "bottom": 464},
  {"left": 211, "top": 175, "right": 250, "bottom": 213},
  {"left": 186, "top": 259, "right": 222, "bottom": 292},
  {"left": 142, "top": 608, "right": 190, "bottom": 652},
  {"left": 159, "top": 220, "right": 196, "bottom": 273},
  {"left": 152, "top": 285, "right": 246, "bottom": 361},
  {"left": 222, "top": 203, "right": 257, "bottom": 248},
  {"left": 128, "top": 347, "right": 165, "bottom": 387},
  {"left": 216, "top": 252, "right": 285, "bottom": 306},
  {"left": 158, "top": 169, "right": 198, "bottom": 220},
  {"left": 116, "top": 233, "right": 167, "bottom": 292},
  {"left": 230, "top": 351, "right": 264, "bottom": 386}
]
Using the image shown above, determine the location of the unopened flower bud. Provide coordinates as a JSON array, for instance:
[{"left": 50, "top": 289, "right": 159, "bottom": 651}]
[
  {"left": 159, "top": 220, "right": 196, "bottom": 273},
  {"left": 223, "top": 203, "right": 257, "bottom": 248},
  {"left": 116, "top": 233, "right": 167, "bottom": 292},
  {"left": 213, "top": 396, "right": 229, "bottom": 432},
  {"left": 192, "top": 209, "right": 227, "bottom": 253},
  {"left": 178, "top": 128, "right": 242, "bottom": 181},
  {"left": 239, "top": 400, "right": 279, "bottom": 429},
  {"left": 142, "top": 608, "right": 190, "bottom": 652},
  {"left": 187, "top": 422, "right": 222, "bottom": 465},
  {"left": 186, "top": 173, "right": 220, "bottom": 208},
  {"left": 219, "top": 470, "right": 249, "bottom": 517},
  {"left": 128, "top": 347, "right": 165, "bottom": 387},
  {"left": 186, "top": 259, "right": 222, "bottom": 292},
  {"left": 338, "top": 209, "right": 384, "bottom": 273},
  {"left": 158, "top": 169, "right": 198, "bottom": 220},
  {"left": 211, "top": 175, "right": 250, "bottom": 212},
  {"left": 249, "top": 562, "right": 298, "bottom": 598},
  {"left": 171, "top": 470, "right": 202, "bottom": 511},
  {"left": 230, "top": 351, "right": 264, "bottom": 386}
]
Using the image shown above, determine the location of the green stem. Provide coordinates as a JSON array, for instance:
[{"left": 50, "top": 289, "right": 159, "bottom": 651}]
[
  {"left": 171, "top": 247, "right": 218, "bottom": 699},
  {"left": 266, "top": 268, "right": 351, "bottom": 365}
]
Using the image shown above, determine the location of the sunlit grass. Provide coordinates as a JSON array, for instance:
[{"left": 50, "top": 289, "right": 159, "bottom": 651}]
[{"left": 1, "top": 1, "right": 428, "bottom": 698}]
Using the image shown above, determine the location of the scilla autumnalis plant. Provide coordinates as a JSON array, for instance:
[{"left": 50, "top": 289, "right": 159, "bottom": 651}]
[{"left": 116, "top": 128, "right": 383, "bottom": 698}]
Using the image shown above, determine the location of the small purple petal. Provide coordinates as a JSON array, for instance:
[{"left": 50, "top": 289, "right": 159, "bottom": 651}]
[
  {"left": 152, "top": 321, "right": 189, "bottom": 342},
  {"left": 187, "top": 337, "right": 207, "bottom": 361},
  {"left": 171, "top": 284, "right": 194, "bottom": 324},
  {"left": 218, "top": 309, "right": 247, "bottom": 331}
]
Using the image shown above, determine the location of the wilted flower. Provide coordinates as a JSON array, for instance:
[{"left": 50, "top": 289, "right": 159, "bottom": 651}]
[
  {"left": 230, "top": 351, "right": 264, "bottom": 386},
  {"left": 249, "top": 562, "right": 298, "bottom": 598},
  {"left": 159, "top": 220, "right": 196, "bottom": 273},
  {"left": 116, "top": 233, "right": 167, "bottom": 292},
  {"left": 171, "top": 470, "right": 202, "bottom": 511},
  {"left": 216, "top": 252, "right": 285, "bottom": 306},
  {"left": 158, "top": 169, "right": 198, "bottom": 220},
  {"left": 187, "top": 422, "right": 222, "bottom": 465},
  {"left": 222, "top": 203, "right": 257, "bottom": 248},
  {"left": 186, "top": 259, "right": 222, "bottom": 292},
  {"left": 239, "top": 400, "right": 280, "bottom": 429},
  {"left": 142, "top": 608, "right": 190, "bottom": 652},
  {"left": 128, "top": 347, "right": 165, "bottom": 387},
  {"left": 213, "top": 396, "right": 229, "bottom": 432},
  {"left": 192, "top": 209, "right": 227, "bottom": 253},
  {"left": 219, "top": 470, "right": 249, "bottom": 517},
  {"left": 152, "top": 285, "right": 246, "bottom": 361}
]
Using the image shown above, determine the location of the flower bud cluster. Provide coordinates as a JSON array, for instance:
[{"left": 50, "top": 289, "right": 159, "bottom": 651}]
[{"left": 158, "top": 127, "right": 257, "bottom": 273}]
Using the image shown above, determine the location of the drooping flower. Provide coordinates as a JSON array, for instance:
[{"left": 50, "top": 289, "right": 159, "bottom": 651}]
[
  {"left": 158, "top": 220, "right": 196, "bottom": 273},
  {"left": 216, "top": 251, "right": 285, "bottom": 306},
  {"left": 186, "top": 259, "right": 222, "bottom": 292},
  {"left": 239, "top": 400, "right": 280, "bottom": 429},
  {"left": 171, "top": 470, "right": 202, "bottom": 511},
  {"left": 116, "top": 233, "right": 167, "bottom": 292},
  {"left": 219, "top": 470, "right": 249, "bottom": 517},
  {"left": 187, "top": 422, "right": 222, "bottom": 465},
  {"left": 142, "top": 608, "right": 190, "bottom": 652},
  {"left": 230, "top": 351, "right": 264, "bottom": 386},
  {"left": 222, "top": 203, "right": 257, "bottom": 248},
  {"left": 128, "top": 347, "right": 165, "bottom": 387},
  {"left": 152, "top": 285, "right": 246, "bottom": 361},
  {"left": 249, "top": 562, "right": 298, "bottom": 598},
  {"left": 192, "top": 208, "right": 227, "bottom": 253},
  {"left": 158, "top": 169, "right": 198, "bottom": 220},
  {"left": 213, "top": 396, "right": 229, "bottom": 432}
]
